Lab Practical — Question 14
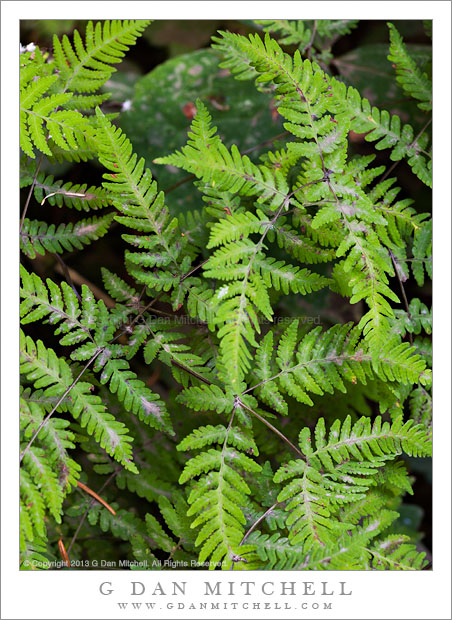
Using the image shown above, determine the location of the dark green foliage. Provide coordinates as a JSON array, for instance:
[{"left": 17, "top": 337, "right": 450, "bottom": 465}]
[{"left": 20, "top": 19, "right": 432, "bottom": 572}]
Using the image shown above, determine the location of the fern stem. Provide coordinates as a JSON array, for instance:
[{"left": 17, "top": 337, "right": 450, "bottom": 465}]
[
  {"left": 231, "top": 501, "right": 281, "bottom": 570},
  {"left": 380, "top": 159, "right": 400, "bottom": 183},
  {"left": 20, "top": 153, "right": 44, "bottom": 233},
  {"left": 170, "top": 360, "right": 212, "bottom": 386},
  {"left": 181, "top": 257, "right": 210, "bottom": 282},
  {"left": 363, "top": 547, "right": 419, "bottom": 570},
  {"left": 111, "top": 294, "right": 165, "bottom": 343},
  {"left": 54, "top": 254, "right": 82, "bottom": 301},
  {"left": 240, "top": 131, "right": 290, "bottom": 156},
  {"left": 412, "top": 117, "right": 432, "bottom": 148},
  {"left": 218, "top": 407, "right": 236, "bottom": 561},
  {"left": 242, "top": 353, "right": 357, "bottom": 396},
  {"left": 114, "top": 258, "right": 210, "bottom": 341},
  {"left": 306, "top": 20, "right": 317, "bottom": 60},
  {"left": 164, "top": 173, "right": 195, "bottom": 194},
  {"left": 237, "top": 399, "right": 305, "bottom": 459},
  {"left": 288, "top": 177, "right": 324, "bottom": 199},
  {"left": 19, "top": 350, "right": 102, "bottom": 462},
  {"left": 389, "top": 249, "right": 413, "bottom": 345}
]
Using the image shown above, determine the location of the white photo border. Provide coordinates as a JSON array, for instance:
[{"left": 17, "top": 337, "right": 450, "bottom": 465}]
[{"left": 2, "top": 2, "right": 450, "bottom": 619}]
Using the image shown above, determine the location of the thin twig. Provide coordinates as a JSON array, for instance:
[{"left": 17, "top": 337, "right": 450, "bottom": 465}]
[
  {"left": 67, "top": 470, "right": 119, "bottom": 555},
  {"left": 54, "top": 254, "right": 82, "bottom": 301},
  {"left": 54, "top": 262, "right": 116, "bottom": 308},
  {"left": 389, "top": 250, "right": 413, "bottom": 345},
  {"left": 231, "top": 501, "right": 281, "bottom": 569},
  {"left": 170, "top": 360, "right": 212, "bottom": 385},
  {"left": 168, "top": 360, "right": 304, "bottom": 459},
  {"left": 164, "top": 174, "right": 195, "bottom": 194},
  {"left": 111, "top": 292, "right": 166, "bottom": 343},
  {"left": 288, "top": 177, "right": 324, "bottom": 199},
  {"left": 306, "top": 20, "right": 317, "bottom": 61},
  {"left": 237, "top": 399, "right": 305, "bottom": 459},
  {"left": 412, "top": 117, "right": 432, "bottom": 146},
  {"left": 111, "top": 258, "right": 210, "bottom": 344},
  {"left": 380, "top": 159, "right": 400, "bottom": 183},
  {"left": 20, "top": 350, "right": 102, "bottom": 462},
  {"left": 57, "top": 538, "right": 70, "bottom": 567},
  {"left": 240, "top": 131, "right": 290, "bottom": 156},
  {"left": 180, "top": 257, "right": 210, "bottom": 282},
  {"left": 20, "top": 153, "right": 44, "bottom": 232},
  {"left": 242, "top": 502, "right": 280, "bottom": 545}
]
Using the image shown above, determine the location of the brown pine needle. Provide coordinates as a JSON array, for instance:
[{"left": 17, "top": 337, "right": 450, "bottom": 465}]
[
  {"left": 77, "top": 480, "right": 117, "bottom": 516},
  {"left": 58, "top": 538, "right": 70, "bottom": 567}
]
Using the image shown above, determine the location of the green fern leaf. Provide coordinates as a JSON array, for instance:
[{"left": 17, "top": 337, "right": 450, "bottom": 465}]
[
  {"left": 100, "top": 358, "right": 173, "bottom": 434},
  {"left": 20, "top": 215, "right": 113, "bottom": 258},
  {"left": 178, "top": 423, "right": 261, "bottom": 569},
  {"left": 387, "top": 23, "right": 432, "bottom": 111},
  {"left": 20, "top": 331, "right": 138, "bottom": 473},
  {"left": 155, "top": 100, "right": 289, "bottom": 210},
  {"left": 54, "top": 20, "right": 151, "bottom": 100}
]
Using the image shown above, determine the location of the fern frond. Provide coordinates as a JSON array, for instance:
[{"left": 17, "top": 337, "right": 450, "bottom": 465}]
[
  {"left": 250, "top": 322, "right": 430, "bottom": 413},
  {"left": 54, "top": 20, "right": 151, "bottom": 99},
  {"left": 316, "top": 20, "right": 359, "bottom": 38},
  {"left": 99, "top": 359, "right": 173, "bottom": 434},
  {"left": 206, "top": 209, "right": 269, "bottom": 248},
  {"left": 212, "top": 33, "right": 344, "bottom": 167},
  {"left": 301, "top": 510, "right": 401, "bottom": 569},
  {"left": 155, "top": 100, "right": 289, "bottom": 210},
  {"left": 95, "top": 108, "right": 184, "bottom": 290},
  {"left": 22, "top": 446, "right": 65, "bottom": 524},
  {"left": 255, "top": 20, "right": 312, "bottom": 48},
  {"left": 412, "top": 219, "right": 432, "bottom": 286},
  {"left": 20, "top": 469, "right": 47, "bottom": 540},
  {"left": 387, "top": 23, "right": 432, "bottom": 111},
  {"left": 393, "top": 298, "right": 432, "bottom": 337},
  {"left": 20, "top": 266, "right": 96, "bottom": 345},
  {"left": 34, "top": 172, "right": 112, "bottom": 210},
  {"left": 256, "top": 257, "right": 330, "bottom": 295},
  {"left": 20, "top": 538, "right": 50, "bottom": 570},
  {"left": 331, "top": 79, "right": 432, "bottom": 187},
  {"left": 158, "top": 494, "right": 198, "bottom": 552},
  {"left": 271, "top": 219, "right": 336, "bottom": 263},
  {"left": 248, "top": 530, "right": 305, "bottom": 569},
  {"left": 116, "top": 469, "right": 174, "bottom": 504},
  {"left": 20, "top": 391, "right": 80, "bottom": 490},
  {"left": 178, "top": 422, "right": 261, "bottom": 569},
  {"left": 274, "top": 415, "right": 430, "bottom": 551},
  {"left": 20, "top": 72, "right": 92, "bottom": 157},
  {"left": 178, "top": 424, "right": 258, "bottom": 454},
  {"left": 366, "top": 536, "right": 428, "bottom": 569},
  {"left": 409, "top": 385, "right": 432, "bottom": 426},
  {"left": 20, "top": 331, "right": 138, "bottom": 473},
  {"left": 101, "top": 268, "right": 139, "bottom": 303},
  {"left": 301, "top": 415, "right": 432, "bottom": 465},
  {"left": 176, "top": 384, "right": 235, "bottom": 414},
  {"left": 20, "top": 214, "right": 113, "bottom": 258}
]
